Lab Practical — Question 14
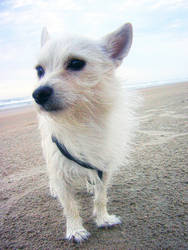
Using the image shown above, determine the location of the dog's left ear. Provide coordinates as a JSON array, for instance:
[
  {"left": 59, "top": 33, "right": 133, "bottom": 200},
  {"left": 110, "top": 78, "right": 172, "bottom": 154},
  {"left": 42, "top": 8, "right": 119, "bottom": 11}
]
[
  {"left": 41, "top": 27, "right": 50, "bottom": 47},
  {"left": 102, "top": 23, "right": 133, "bottom": 67}
]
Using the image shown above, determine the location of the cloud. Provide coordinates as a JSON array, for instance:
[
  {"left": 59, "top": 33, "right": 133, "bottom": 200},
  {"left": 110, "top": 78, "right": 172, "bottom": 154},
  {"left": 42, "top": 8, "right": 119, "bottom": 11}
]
[
  {"left": 9, "top": 0, "right": 81, "bottom": 10},
  {"left": 150, "top": 0, "right": 188, "bottom": 10},
  {"left": 1, "top": 0, "right": 82, "bottom": 33},
  {"left": 121, "top": 32, "right": 188, "bottom": 83},
  {"left": 119, "top": 0, "right": 188, "bottom": 10}
]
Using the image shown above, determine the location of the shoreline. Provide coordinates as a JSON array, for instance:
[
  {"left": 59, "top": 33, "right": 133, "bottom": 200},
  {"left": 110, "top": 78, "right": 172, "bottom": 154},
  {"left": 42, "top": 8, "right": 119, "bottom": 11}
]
[
  {"left": 0, "top": 81, "right": 187, "bottom": 116},
  {"left": 0, "top": 104, "right": 33, "bottom": 116}
]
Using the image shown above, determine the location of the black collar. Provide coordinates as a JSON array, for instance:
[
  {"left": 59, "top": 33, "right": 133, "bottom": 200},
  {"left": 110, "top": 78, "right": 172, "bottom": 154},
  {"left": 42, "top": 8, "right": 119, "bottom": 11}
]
[{"left": 52, "top": 135, "right": 103, "bottom": 180}]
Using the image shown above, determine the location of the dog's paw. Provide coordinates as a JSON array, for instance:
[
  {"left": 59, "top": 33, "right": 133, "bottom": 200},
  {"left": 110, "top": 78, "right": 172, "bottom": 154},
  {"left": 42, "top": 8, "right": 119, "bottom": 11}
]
[
  {"left": 66, "top": 228, "right": 90, "bottom": 243},
  {"left": 49, "top": 184, "right": 57, "bottom": 198},
  {"left": 86, "top": 181, "right": 95, "bottom": 194},
  {"left": 96, "top": 214, "right": 121, "bottom": 228}
]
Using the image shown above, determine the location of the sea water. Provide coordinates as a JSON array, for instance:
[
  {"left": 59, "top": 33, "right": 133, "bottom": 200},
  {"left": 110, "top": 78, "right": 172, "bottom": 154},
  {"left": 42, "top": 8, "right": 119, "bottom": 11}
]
[{"left": 0, "top": 80, "right": 186, "bottom": 111}]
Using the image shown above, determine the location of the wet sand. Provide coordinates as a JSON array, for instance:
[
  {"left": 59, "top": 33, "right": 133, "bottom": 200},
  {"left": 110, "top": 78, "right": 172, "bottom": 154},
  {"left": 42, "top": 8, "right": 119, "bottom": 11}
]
[{"left": 0, "top": 82, "right": 188, "bottom": 249}]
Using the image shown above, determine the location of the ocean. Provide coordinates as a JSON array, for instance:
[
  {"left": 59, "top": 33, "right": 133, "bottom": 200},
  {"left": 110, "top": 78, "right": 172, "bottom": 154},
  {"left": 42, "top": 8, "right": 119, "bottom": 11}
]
[
  {"left": 0, "top": 96, "right": 32, "bottom": 111},
  {"left": 0, "top": 80, "right": 186, "bottom": 111}
]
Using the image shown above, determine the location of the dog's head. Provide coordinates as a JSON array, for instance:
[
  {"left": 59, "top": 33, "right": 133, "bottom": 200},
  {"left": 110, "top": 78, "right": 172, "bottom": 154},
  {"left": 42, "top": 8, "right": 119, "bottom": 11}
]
[{"left": 32, "top": 23, "right": 133, "bottom": 119}]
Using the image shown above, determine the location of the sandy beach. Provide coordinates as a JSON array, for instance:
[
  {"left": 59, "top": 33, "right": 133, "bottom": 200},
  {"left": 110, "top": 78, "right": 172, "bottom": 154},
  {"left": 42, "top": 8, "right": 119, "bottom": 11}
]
[{"left": 0, "top": 82, "right": 188, "bottom": 249}]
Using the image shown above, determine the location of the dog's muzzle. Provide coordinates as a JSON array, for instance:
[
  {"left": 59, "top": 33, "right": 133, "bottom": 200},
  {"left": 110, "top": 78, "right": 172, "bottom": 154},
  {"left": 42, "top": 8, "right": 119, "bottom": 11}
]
[{"left": 32, "top": 85, "right": 53, "bottom": 105}]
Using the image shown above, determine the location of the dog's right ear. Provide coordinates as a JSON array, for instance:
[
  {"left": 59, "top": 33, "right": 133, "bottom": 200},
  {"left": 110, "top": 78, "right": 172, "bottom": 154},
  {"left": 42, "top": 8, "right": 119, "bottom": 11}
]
[{"left": 41, "top": 27, "right": 50, "bottom": 47}]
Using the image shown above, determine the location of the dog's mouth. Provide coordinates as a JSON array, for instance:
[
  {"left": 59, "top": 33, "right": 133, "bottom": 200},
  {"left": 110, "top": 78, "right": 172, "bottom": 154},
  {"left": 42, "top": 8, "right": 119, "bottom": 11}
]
[{"left": 38, "top": 103, "right": 62, "bottom": 112}]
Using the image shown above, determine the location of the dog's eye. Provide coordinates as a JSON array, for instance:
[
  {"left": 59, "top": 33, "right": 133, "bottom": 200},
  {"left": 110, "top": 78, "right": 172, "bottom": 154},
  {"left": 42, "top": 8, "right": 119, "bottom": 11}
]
[
  {"left": 66, "top": 59, "right": 86, "bottom": 71},
  {"left": 36, "top": 65, "right": 45, "bottom": 78}
]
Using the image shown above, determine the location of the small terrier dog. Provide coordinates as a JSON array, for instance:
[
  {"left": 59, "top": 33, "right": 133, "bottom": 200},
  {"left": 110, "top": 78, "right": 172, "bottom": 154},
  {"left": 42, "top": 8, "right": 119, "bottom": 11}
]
[{"left": 32, "top": 22, "right": 139, "bottom": 242}]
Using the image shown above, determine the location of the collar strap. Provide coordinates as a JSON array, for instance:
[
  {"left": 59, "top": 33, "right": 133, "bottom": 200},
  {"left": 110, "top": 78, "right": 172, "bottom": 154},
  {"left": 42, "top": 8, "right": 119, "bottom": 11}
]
[{"left": 52, "top": 135, "right": 103, "bottom": 180}]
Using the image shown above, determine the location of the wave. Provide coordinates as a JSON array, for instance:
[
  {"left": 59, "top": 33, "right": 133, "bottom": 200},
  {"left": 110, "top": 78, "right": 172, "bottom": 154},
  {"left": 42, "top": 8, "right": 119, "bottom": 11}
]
[
  {"left": 0, "top": 96, "right": 32, "bottom": 110},
  {"left": 0, "top": 80, "right": 187, "bottom": 110}
]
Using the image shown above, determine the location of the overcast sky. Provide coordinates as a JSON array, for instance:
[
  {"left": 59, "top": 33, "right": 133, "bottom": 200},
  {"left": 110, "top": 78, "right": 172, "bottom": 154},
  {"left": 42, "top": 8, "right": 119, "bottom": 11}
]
[{"left": 0, "top": 0, "right": 188, "bottom": 98}]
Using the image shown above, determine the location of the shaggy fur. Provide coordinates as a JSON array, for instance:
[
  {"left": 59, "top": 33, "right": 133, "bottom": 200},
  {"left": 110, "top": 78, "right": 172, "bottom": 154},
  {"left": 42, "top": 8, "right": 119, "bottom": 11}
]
[{"left": 32, "top": 23, "right": 139, "bottom": 242}]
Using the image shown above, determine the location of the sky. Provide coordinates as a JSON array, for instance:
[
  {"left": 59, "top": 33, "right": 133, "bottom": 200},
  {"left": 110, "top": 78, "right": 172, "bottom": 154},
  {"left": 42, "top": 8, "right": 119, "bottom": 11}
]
[{"left": 0, "top": 0, "right": 188, "bottom": 99}]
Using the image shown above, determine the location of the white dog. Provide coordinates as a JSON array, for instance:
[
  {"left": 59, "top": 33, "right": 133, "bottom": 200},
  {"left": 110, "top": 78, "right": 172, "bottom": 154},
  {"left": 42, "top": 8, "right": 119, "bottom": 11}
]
[{"left": 32, "top": 22, "right": 139, "bottom": 242}]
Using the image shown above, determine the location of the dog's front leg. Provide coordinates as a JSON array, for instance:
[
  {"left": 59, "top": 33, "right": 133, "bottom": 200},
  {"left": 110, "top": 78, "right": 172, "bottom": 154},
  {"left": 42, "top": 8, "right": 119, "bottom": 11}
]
[
  {"left": 93, "top": 173, "right": 121, "bottom": 227},
  {"left": 49, "top": 178, "right": 57, "bottom": 198},
  {"left": 53, "top": 178, "right": 90, "bottom": 242}
]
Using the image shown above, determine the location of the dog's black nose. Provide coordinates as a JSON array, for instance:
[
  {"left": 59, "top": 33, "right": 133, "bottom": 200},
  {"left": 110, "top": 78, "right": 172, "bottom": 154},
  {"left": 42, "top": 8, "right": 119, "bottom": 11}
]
[{"left": 32, "top": 86, "right": 53, "bottom": 105}]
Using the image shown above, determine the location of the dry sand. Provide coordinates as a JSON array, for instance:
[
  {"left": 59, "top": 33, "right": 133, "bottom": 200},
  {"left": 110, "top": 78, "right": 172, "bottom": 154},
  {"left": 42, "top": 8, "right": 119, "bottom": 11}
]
[{"left": 0, "top": 83, "right": 188, "bottom": 249}]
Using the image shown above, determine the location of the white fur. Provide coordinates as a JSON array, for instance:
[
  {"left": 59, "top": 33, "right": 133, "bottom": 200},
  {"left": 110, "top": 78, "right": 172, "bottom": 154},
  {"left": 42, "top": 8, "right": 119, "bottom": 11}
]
[{"left": 33, "top": 23, "right": 140, "bottom": 242}]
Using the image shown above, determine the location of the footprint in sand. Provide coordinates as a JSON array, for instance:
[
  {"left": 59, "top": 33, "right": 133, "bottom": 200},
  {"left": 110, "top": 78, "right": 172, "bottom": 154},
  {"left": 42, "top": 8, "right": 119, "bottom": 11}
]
[
  {"left": 138, "top": 130, "right": 188, "bottom": 146},
  {"left": 159, "top": 110, "right": 187, "bottom": 119}
]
